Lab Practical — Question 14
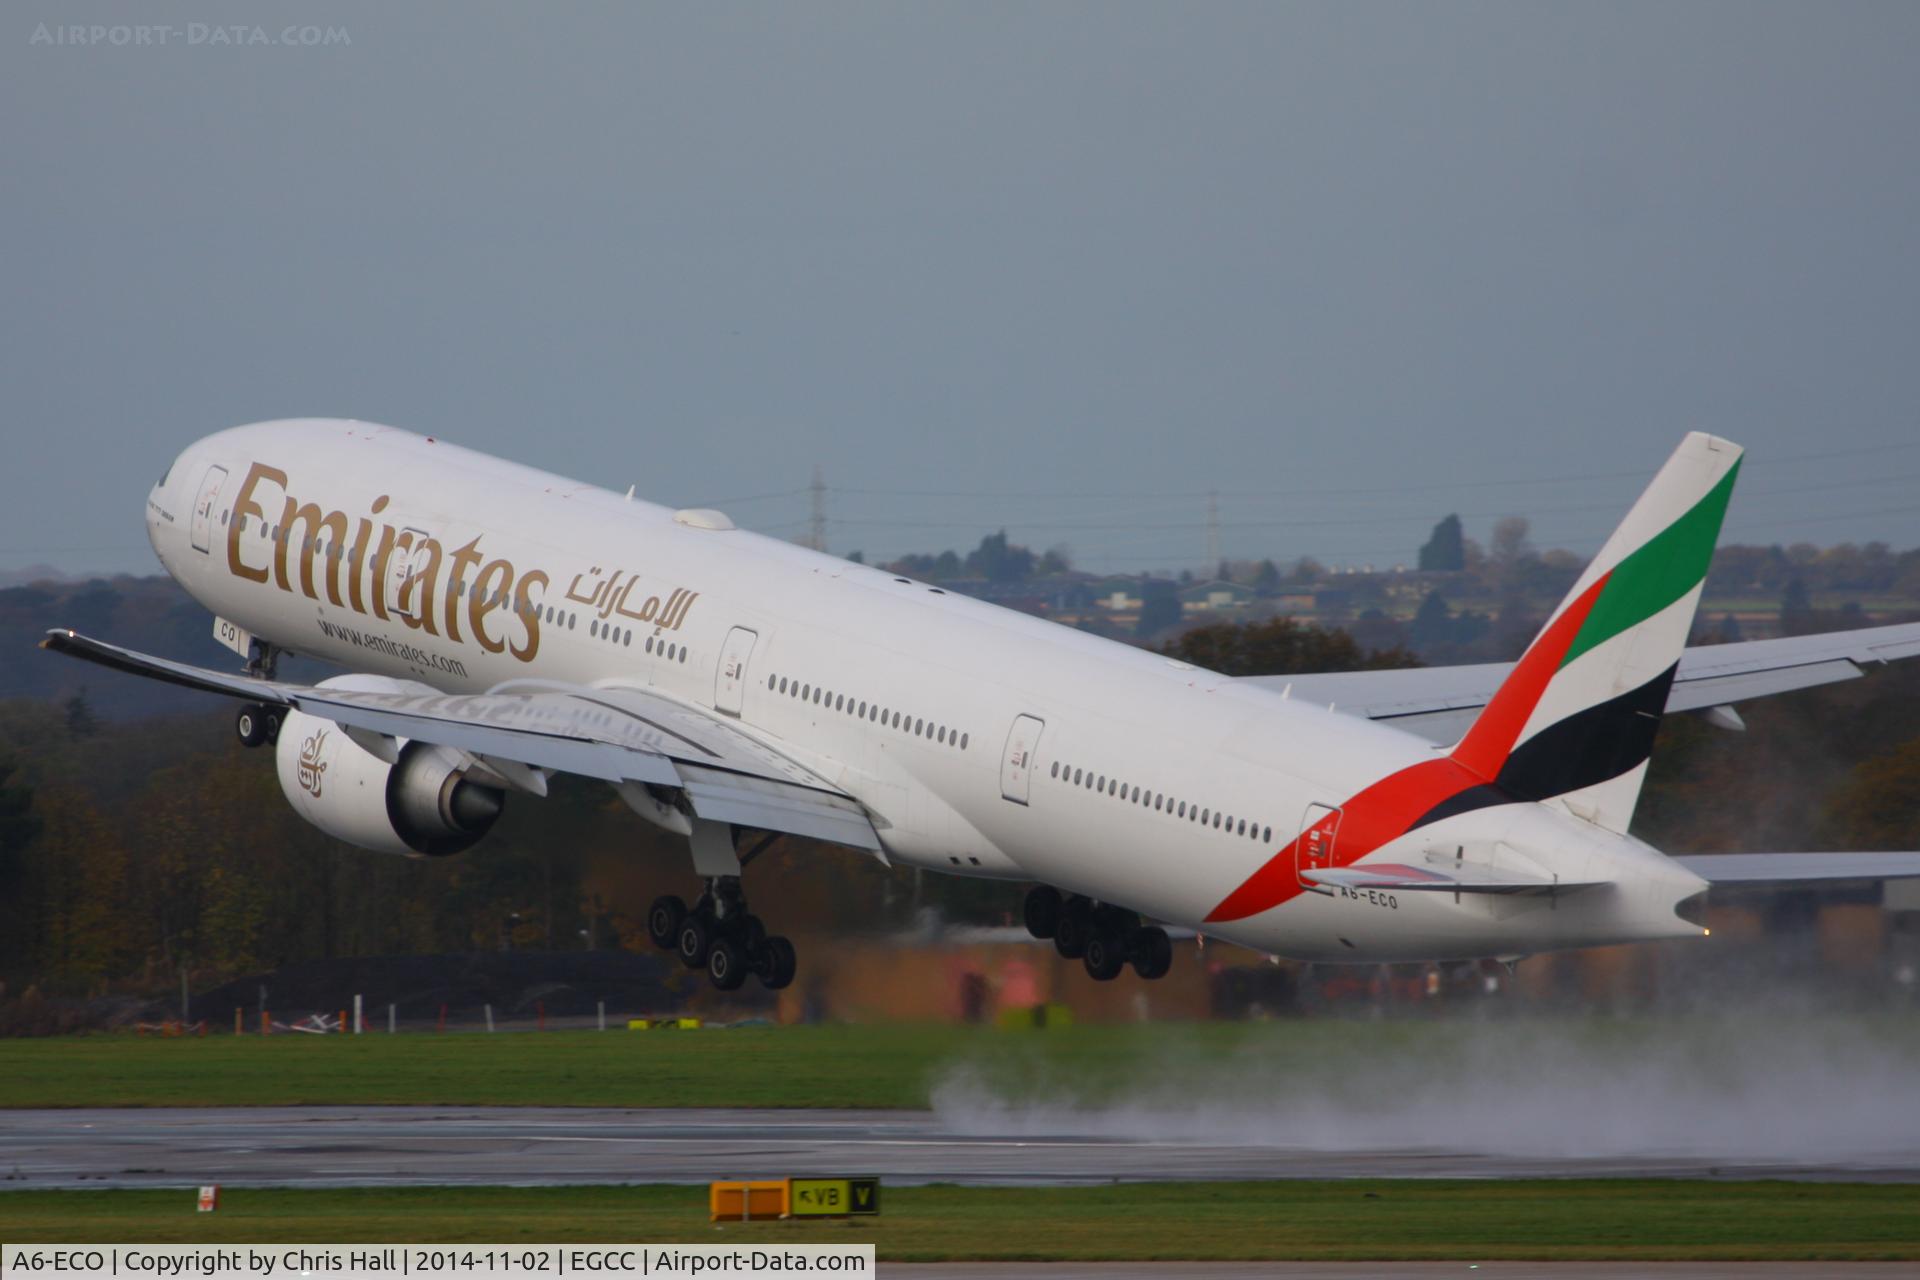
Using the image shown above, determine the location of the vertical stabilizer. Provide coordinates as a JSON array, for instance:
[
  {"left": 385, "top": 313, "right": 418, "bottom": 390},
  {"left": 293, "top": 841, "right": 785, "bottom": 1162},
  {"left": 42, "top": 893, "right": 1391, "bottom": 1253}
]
[{"left": 1448, "top": 432, "right": 1742, "bottom": 833}]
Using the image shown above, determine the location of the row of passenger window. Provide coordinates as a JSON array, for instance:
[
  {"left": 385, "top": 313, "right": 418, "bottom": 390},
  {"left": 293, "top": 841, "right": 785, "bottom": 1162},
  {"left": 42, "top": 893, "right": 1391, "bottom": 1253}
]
[
  {"left": 1050, "top": 759, "right": 1272, "bottom": 843},
  {"left": 585, "top": 616, "right": 689, "bottom": 662},
  {"left": 767, "top": 674, "right": 969, "bottom": 751}
]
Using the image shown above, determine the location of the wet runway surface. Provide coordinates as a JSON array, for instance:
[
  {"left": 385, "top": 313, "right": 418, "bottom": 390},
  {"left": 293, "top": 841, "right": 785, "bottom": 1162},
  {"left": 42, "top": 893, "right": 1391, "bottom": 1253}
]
[{"left": 4, "top": 1106, "right": 1918, "bottom": 1188}]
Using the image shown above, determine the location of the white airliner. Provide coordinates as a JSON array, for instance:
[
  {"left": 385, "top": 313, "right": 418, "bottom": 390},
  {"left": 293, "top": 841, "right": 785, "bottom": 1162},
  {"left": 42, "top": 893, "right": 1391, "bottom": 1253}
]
[{"left": 43, "top": 421, "right": 1920, "bottom": 990}]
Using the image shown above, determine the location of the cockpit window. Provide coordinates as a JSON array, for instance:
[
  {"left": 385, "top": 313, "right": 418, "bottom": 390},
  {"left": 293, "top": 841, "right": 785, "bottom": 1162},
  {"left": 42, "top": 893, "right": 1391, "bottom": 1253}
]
[{"left": 157, "top": 461, "right": 173, "bottom": 488}]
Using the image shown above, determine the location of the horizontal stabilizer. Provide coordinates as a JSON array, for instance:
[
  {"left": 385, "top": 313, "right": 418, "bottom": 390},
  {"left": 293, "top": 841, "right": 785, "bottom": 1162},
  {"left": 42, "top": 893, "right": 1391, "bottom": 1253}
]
[
  {"left": 1673, "top": 852, "right": 1920, "bottom": 885},
  {"left": 1303, "top": 862, "right": 1608, "bottom": 896}
]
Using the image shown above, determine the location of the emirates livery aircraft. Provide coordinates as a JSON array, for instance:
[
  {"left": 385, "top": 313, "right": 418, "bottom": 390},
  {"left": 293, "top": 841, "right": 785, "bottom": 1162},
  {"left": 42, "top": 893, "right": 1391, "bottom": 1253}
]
[{"left": 44, "top": 421, "right": 1920, "bottom": 991}]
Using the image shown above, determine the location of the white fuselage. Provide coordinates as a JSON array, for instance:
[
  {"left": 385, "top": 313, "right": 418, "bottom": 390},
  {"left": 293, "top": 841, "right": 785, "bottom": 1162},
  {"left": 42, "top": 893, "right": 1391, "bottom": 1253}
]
[{"left": 143, "top": 420, "right": 1707, "bottom": 962}]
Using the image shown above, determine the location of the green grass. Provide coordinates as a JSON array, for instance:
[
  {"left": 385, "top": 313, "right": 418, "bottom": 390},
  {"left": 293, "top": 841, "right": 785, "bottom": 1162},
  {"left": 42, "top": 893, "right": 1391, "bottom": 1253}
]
[
  {"left": 0, "top": 1022, "right": 1438, "bottom": 1110},
  {"left": 1, "top": 1182, "right": 1915, "bottom": 1260},
  {"left": 0, "top": 1025, "right": 986, "bottom": 1109},
  {"left": 6, "top": 1018, "right": 1920, "bottom": 1111}
]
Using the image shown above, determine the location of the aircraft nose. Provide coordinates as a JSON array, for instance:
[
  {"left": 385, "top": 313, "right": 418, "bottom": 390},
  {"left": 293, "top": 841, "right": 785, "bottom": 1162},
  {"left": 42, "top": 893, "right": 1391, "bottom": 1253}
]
[{"left": 145, "top": 450, "right": 188, "bottom": 567}]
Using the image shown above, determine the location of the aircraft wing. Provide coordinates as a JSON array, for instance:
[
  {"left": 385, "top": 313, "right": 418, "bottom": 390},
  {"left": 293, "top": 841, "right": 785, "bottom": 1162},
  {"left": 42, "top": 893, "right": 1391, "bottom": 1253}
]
[
  {"left": 39, "top": 628, "right": 880, "bottom": 852},
  {"left": 1302, "top": 862, "right": 1608, "bottom": 896},
  {"left": 1670, "top": 852, "right": 1920, "bottom": 885},
  {"left": 1237, "top": 621, "right": 1920, "bottom": 743}
]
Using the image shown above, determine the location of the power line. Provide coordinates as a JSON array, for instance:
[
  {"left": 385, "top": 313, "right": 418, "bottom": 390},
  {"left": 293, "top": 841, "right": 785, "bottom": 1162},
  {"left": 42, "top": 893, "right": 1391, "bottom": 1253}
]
[
  {"left": 826, "top": 438, "right": 1920, "bottom": 504},
  {"left": 684, "top": 486, "right": 811, "bottom": 508}
]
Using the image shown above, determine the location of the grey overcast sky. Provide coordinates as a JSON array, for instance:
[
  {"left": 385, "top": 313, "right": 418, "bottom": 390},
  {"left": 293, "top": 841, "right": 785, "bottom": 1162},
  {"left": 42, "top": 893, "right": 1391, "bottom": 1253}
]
[{"left": 3, "top": 1, "right": 1917, "bottom": 578}]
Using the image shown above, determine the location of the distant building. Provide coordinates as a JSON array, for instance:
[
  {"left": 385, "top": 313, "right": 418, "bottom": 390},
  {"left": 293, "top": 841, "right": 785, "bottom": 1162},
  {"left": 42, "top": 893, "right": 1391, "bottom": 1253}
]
[
  {"left": 1178, "top": 580, "right": 1255, "bottom": 613},
  {"left": 1089, "top": 575, "right": 1146, "bottom": 612}
]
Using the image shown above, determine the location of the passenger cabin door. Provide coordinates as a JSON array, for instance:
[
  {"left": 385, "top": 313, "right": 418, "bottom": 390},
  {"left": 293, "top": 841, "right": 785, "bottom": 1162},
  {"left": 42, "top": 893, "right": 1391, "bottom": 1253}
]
[
  {"left": 1294, "top": 803, "right": 1342, "bottom": 889},
  {"left": 1000, "top": 714, "right": 1045, "bottom": 805},
  {"left": 714, "top": 626, "right": 758, "bottom": 716},
  {"left": 190, "top": 464, "right": 228, "bottom": 554},
  {"left": 388, "top": 529, "right": 434, "bottom": 620}
]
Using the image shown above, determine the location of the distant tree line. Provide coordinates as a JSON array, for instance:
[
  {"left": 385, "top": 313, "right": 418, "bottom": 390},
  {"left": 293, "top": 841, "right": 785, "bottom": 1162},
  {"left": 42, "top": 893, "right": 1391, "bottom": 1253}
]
[
  {"left": 881, "top": 531, "right": 1072, "bottom": 583},
  {"left": 1159, "top": 616, "right": 1419, "bottom": 676},
  {"left": 3, "top": 610, "right": 1920, "bottom": 1020}
]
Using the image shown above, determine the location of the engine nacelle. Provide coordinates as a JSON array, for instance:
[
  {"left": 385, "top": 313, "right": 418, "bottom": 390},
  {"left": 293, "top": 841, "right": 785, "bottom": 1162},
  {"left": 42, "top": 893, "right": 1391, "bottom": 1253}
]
[{"left": 274, "top": 694, "right": 504, "bottom": 858}]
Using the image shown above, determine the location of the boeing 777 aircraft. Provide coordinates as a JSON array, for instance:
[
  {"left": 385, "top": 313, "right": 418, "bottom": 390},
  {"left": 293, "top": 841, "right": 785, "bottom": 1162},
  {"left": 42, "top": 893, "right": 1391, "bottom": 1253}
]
[{"left": 42, "top": 422, "right": 1920, "bottom": 990}]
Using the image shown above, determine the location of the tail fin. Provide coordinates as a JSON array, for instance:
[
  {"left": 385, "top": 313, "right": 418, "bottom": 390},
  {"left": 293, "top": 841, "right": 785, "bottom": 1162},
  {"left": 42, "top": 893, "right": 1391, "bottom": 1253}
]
[{"left": 1449, "top": 432, "right": 1742, "bottom": 833}]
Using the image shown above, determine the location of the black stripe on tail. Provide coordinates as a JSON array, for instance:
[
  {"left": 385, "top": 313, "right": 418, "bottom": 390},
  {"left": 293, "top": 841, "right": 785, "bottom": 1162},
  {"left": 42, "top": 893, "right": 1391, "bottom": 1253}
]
[
  {"left": 1495, "top": 660, "right": 1677, "bottom": 802},
  {"left": 1408, "top": 661, "right": 1678, "bottom": 832}
]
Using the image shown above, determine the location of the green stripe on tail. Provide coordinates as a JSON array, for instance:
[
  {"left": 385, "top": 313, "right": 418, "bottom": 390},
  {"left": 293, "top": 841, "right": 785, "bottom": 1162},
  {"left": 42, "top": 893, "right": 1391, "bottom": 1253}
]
[{"left": 1558, "top": 459, "right": 1740, "bottom": 672}]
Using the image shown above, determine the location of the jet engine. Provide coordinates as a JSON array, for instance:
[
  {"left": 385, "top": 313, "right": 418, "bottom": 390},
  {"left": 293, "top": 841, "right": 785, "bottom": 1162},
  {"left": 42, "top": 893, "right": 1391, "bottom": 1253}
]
[{"left": 273, "top": 680, "right": 504, "bottom": 857}]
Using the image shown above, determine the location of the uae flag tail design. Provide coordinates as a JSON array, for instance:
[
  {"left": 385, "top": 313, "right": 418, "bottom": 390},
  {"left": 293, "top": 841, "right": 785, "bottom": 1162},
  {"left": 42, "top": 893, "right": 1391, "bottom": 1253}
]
[
  {"left": 1447, "top": 431, "right": 1743, "bottom": 833},
  {"left": 1205, "top": 431, "right": 1742, "bottom": 927}
]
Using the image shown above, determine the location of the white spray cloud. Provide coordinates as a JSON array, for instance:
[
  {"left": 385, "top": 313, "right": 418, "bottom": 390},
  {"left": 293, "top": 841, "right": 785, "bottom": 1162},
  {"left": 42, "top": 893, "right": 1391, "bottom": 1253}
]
[{"left": 930, "top": 1016, "right": 1920, "bottom": 1167}]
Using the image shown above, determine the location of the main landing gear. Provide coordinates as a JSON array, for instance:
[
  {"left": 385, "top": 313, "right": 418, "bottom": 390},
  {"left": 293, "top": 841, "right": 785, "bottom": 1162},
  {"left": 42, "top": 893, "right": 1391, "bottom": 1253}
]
[
  {"left": 234, "top": 703, "right": 283, "bottom": 748},
  {"left": 1023, "top": 885, "right": 1172, "bottom": 982},
  {"left": 648, "top": 877, "right": 797, "bottom": 993},
  {"left": 234, "top": 640, "right": 285, "bottom": 749}
]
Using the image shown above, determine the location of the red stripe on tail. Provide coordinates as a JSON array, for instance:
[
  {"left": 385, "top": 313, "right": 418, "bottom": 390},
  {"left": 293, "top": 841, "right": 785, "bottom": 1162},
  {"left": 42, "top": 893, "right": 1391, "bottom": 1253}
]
[{"left": 1449, "top": 571, "right": 1608, "bottom": 780}]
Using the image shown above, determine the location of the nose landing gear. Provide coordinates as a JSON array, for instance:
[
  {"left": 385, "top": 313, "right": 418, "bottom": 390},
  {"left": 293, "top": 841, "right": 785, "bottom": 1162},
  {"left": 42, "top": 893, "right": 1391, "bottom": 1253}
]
[
  {"left": 1023, "top": 885, "right": 1172, "bottom": 982},
  {"left": 649, "top": 877, "right": 797, "bottom": 992}
]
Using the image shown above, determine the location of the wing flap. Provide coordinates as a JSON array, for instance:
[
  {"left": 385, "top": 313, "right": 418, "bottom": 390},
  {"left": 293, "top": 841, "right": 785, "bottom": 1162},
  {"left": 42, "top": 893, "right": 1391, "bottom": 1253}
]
[{"left": 678, "top": 764, "right": 881, "bottom": 852}]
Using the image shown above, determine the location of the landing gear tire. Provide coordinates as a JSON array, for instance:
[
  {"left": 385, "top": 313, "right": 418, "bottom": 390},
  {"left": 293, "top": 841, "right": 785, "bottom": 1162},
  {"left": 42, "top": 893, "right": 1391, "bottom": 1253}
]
[
  {"left": 708, "top": 938, "right": 748, "bottom": 991},
  {"left": 236, "top": 704, "right": 268, "bottom": 748},
  {"left": 1128, "top": 926, "right": 1173, "bottom": 981},
  {"left": 1023, "top": 886, "right": 1062, "bottom": 940},
  {"left": 758, "top": 936, "right": 797, "bottom": 990},
  {"left": 263, "top": 709, "right": 282, "bottom": 745},
  {"left": 1053, "top": 897, "right": 1094, "bottom": 959},
  {"left": 647, "top": 896, "right": 687, "bottom": 951},
  {"left": 1083, "top": 932, "right": 1126, "bottom": 982},
  {"left": 706, "top": 936, "right": 748, "bottom": 997},
  {"left": 733, "top": 913, "right": 767, "bottom": 956},
  {"left": 676, "top": 915, "right": 713, "bottom": 970}
]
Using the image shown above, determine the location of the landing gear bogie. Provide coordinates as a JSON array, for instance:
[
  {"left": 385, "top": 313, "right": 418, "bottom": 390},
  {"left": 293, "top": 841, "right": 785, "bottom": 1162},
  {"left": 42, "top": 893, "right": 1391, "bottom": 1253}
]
[
  {"left": 650, "top": 880, "right": 799, "bottom": 992},
  {"left": 1044, "top": 892, "right": 1175, "bottom": 983}
]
